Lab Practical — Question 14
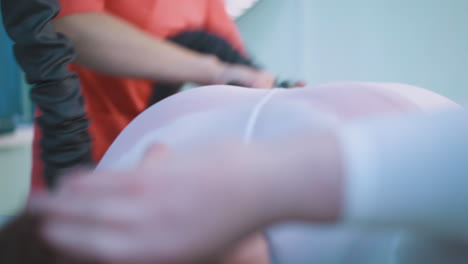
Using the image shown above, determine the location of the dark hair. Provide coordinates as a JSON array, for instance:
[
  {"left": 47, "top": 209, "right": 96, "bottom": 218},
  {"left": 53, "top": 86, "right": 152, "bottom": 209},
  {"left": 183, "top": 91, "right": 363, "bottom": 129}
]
[{"left": 0, "top": 214, "right": 102, "bottom": 264}]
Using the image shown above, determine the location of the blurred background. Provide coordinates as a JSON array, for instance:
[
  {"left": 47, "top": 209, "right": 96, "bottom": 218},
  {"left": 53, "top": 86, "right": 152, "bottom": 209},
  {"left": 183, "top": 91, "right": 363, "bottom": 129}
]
[{"left": 1, "top": 0, "right": 467, "bottom": 221}]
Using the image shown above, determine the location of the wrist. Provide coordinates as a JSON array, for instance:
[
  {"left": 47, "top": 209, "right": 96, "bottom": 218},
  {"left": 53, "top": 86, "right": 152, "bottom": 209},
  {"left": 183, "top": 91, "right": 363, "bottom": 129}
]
[{"left": 199, "top": 55, "right": 227, "bottom": 85}]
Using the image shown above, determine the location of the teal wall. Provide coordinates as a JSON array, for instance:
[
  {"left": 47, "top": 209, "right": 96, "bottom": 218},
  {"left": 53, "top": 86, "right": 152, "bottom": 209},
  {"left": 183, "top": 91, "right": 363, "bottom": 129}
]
[
  {"left": 0, "top": 144, "right": 31, "bottom": 217},
  {"left": 0, "top": 11, "right": 21, "bottom": 120},
  {"left": 0, "top": 9, "right": 31, "bottom": 127},
  {"left": 0, "top": 7, "right": 32, "bottom": 220},
  {"left": 237, "top": 0, "right": 468, "bottom": 102}
]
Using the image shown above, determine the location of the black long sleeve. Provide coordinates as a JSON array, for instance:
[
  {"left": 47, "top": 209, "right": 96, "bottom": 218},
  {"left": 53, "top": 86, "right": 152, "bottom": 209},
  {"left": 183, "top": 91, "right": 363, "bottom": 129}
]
[{"left": 1, "top": 0, "right": 93, "bottom": 189}]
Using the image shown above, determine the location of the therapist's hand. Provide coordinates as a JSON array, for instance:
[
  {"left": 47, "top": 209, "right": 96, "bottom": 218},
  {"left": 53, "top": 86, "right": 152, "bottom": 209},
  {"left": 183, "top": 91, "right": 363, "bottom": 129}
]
[
  {"left": 214, "top": 64, "right": 275, "bottom": 88},
  {"left": 32, "top": 131, "right": 342, "bottom": 264},
  {"left": 32, "top": 143, "right": 279, "bottom": 264}
]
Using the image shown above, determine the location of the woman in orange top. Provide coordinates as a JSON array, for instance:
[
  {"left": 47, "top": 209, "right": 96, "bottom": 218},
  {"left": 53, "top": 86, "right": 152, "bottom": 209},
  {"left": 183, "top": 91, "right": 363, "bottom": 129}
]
[{"left": 31, "top": 0, "right": 275, "bottom": 190}]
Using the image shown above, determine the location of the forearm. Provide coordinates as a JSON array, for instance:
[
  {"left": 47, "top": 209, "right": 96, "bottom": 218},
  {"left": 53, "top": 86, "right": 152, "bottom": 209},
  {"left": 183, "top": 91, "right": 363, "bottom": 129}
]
[{"left": 54, "top": 12, "right": 225, "bottom": 84}]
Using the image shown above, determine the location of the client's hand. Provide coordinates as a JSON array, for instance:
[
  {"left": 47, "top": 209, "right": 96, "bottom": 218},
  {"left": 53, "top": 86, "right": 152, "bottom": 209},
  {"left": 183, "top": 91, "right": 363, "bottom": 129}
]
[{"left": 32, "top": 143, "right": 279, "bottom": 264}]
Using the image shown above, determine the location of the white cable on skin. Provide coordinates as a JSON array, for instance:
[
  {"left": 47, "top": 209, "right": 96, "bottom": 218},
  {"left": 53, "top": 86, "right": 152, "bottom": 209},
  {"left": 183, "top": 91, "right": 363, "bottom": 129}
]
[{"left": 243, "top": 89, "right": 278, "bottom": 144}]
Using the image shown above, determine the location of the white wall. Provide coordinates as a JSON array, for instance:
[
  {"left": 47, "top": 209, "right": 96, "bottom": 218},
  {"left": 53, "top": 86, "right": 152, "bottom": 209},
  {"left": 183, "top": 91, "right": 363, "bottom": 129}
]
[{"left": 237, "top": 0, "right": 468, "bottom": 102}]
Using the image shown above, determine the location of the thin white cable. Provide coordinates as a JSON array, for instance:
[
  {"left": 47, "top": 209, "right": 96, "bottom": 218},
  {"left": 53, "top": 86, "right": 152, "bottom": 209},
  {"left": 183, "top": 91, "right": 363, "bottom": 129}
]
[{"left": 243, "top": 89, "right": 278, "bottom": 144}]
